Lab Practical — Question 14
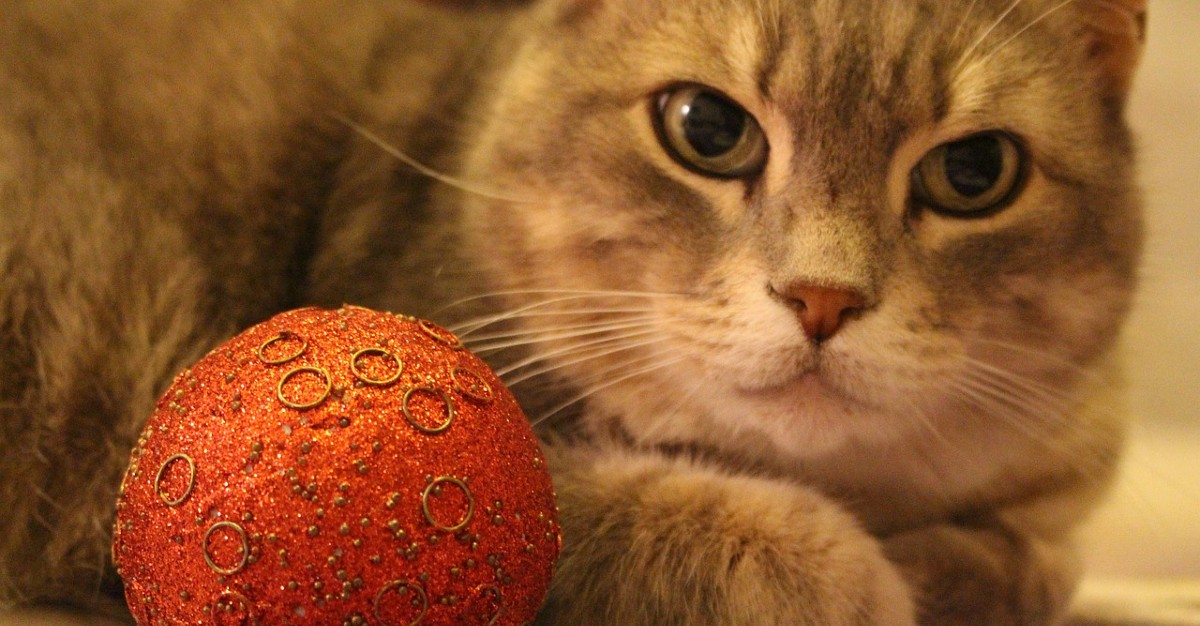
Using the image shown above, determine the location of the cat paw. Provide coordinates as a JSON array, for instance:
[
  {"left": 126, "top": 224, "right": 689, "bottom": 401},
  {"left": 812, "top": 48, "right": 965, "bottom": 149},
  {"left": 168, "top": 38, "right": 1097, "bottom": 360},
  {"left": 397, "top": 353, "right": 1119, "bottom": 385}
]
[{"left": 538, "top": 446, "right": 915, "bottom": 626}]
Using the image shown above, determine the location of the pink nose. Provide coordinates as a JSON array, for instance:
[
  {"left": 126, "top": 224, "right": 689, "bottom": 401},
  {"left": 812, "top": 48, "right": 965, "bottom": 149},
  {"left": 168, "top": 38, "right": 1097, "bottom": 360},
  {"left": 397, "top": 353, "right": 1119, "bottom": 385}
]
[{"left": 771, "top": 282, "right": 867, "bottom": 343}]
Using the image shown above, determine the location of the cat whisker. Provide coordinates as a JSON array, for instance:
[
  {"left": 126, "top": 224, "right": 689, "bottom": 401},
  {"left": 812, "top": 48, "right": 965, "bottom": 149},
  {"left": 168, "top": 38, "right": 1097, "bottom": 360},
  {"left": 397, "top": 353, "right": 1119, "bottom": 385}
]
[
  {"left": 531, "top": 353, "right": 688, "bottom": 429},
  {"left": 330, "top": 112, "right": 533, "bottom": 205},
  {"left": 489, "top": 333, "right": 665, "bottom": 381},
  {"left": 434, "top": 289, "right": 684, "bottom": 317},
  {"left": 963, "top": 363, "right": 1076, "bottom": 418},
  {"left": 949, "top": 0, "right": 984, "bottom": 49},
  {"left": 948, "top": 367, "right": 1114, "bottom": 477},
  {"left": 454, "top": 303, "right": 664, "bottom": 337},
  {"left": 478, "top": 326, "right": 660, "bottom": 365},
  {"left": 951, "top": 0, "right": 1026, "bottom": 78},
  {"left": 463, "top": 314, "right": 659, "bottom": 344},
  {"left": 969, "top": 337, "right": 1100, "bottom": 381},
  {"left": 950, "top": 372, "right": 1062, "bottom": 441},
  {"left": 968, "top": 0, "right": 1077, "bottom": 74},
  {"left": 468, "top": 319, "right": 659, "bottom": 354},
  {"left": 964, "top": 358, "right": 1077, "bottom": 409},
  {"left": 895, "top": 391, "right": 952, "bottom": 448},
  {"left": 503, "top": 335, "right": 674, "bottom": 388},
  {"left": 633, "top": 375, "right": 710, "bottom": 447}
]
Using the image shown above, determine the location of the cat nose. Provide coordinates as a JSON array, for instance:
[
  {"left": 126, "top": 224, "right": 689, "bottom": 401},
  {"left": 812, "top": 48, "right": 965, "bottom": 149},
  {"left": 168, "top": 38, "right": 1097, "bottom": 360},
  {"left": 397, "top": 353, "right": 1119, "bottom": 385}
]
[{"left": 770, "top": 282, "right": 867, "bottom": 344}]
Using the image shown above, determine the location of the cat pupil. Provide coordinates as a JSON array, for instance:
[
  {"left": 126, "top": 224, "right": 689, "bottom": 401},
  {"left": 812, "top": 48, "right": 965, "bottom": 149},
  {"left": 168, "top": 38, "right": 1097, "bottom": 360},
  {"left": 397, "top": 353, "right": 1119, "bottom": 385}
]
[
  {"left": 943, "top": 135, "right": 1003, "bottom": 198},
  {"left": 681, "top": 92, "right": 746, "bottom": 157}
]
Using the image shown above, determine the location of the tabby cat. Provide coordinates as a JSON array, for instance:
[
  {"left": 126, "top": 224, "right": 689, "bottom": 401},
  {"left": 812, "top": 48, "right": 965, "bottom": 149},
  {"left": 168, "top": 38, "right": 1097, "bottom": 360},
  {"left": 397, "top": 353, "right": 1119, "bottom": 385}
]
[{"left": 0, "top": 0, "right": 1147, "bottom": 624}]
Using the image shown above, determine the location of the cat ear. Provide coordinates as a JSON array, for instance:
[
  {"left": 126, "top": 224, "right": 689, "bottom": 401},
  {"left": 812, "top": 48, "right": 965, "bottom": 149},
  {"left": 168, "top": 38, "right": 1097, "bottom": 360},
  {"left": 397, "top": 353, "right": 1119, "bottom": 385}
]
[{"left": 1075, "top": 0, "right": 1148, "bottom": 99}]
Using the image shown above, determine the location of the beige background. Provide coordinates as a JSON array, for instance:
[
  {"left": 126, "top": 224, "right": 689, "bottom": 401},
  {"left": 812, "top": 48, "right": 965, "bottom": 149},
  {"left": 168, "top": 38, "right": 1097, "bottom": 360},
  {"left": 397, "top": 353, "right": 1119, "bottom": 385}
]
[
  {"left": 1071, "top": 0, "right": 1200, "bottom": 619},
  {"left": 1076, "top": 0, "right": 1200, "bottom": 579},
  {"left": 1, "top": 1, "right": 1197, "bottom": 624}
]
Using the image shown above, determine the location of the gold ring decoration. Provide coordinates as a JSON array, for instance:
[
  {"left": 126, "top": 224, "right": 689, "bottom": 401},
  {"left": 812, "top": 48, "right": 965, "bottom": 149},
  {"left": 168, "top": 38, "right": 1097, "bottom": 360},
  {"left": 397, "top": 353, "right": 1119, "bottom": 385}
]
[
  {"left": 421, "top": 476, "right": 474, "bottom": 533},
  {"left": 154, "top": 453, "right": 196, "bottom": 507},
  {"left": 212, "top": 590, "right": 254, "bottom": 626},
  {"left": 277, "top": 367, "right": 332, "bottom": 410},
  {"left": 117, "top": 468, "right": 131, "bottom": 498},
  {"left": 373, "top": 580, "right": 429, "bottom": 626},
  {"left": 479, "top": 585, "right": 503, "bottom": 625},
  {"left": 351, "top": 348, "right": 403, "bottom": 386},
  {"left": 203, "top": 521, "right": 249, "bottom": 576},
  {"left": 417, "top": 319, "right": 463, "bottom": 350},
  {"left": 401, "top": 387, "right": 456, "bottom": 435},
  {"left": 450, "top": 366, "right": 493, "bottom": 404},
  {"left": 257, "top": 331, "right": 307, "bottom": 365}
]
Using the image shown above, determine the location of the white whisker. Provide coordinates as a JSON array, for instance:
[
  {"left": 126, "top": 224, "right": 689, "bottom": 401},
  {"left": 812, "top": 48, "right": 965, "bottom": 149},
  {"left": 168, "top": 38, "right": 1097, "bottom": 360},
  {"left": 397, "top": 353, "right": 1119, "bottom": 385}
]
[
  {"left": 532, "top": 354, "right": 687, "bottom": 427},
  {"left": 471, "top": 325, "right": 658, "bottom": 355},
  {"left": 952, "top": 0, "right": 1025, "bottom": 77},
  {"left": 951, "top": 372, "right": 1059, "bottom": 442},
  {"left": 635, "top": 375, "right": 707, "bottom": 445},
  {"left": 970, "top": 337, "right": 1097, "bottom": 380},
  {"left": 464, "top": 315, "right": 659, "bottom": 346},
  {"left": 949, "top": 0, "right": 983, "bottom": 49},
  {"left": 504, "top": 336, "right": 674, "bottom": 387},
  {"left": 481, "top": 326, "right": 660, "bottom": 369},
  {"left": 434, "top": 289, "right": 682, "bottom": 316},
  {"left": 331, "top": 112, "right": 532, "bottom": 204},
  {"left": 970, "top": 0, "right": 1077, "bottom": 71},
  {"left": 895, "top": 391, "right": 951, "bottom": 447},
  {"left": 965, "top": 357, "right": 1075, "bottom": 410},
  {"left": 454, "top": 304, "right": 663, "bottom": 337}
]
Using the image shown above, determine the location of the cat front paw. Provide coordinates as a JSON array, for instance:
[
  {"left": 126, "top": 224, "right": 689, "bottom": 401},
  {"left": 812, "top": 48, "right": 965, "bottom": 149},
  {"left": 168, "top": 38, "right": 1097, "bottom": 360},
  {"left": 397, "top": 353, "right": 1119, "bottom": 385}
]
[{"left": 537, "top": 446, "right": 915, "bottom": 626}]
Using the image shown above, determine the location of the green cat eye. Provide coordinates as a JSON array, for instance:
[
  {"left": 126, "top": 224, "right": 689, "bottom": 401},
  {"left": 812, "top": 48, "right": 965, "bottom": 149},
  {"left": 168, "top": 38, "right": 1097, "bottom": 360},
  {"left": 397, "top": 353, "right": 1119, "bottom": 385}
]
[
  {"left": 911, "top": 132, "right": 1025, "bottom": 215},
  {"left": 655, "top": 86, "right": 768, "bottom": 179}
]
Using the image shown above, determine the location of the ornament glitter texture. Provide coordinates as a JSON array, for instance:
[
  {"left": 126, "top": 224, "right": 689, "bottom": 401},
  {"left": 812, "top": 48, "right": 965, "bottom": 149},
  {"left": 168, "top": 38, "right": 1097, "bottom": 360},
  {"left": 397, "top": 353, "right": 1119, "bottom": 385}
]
[{"left": 113, "top": 306, "right": 561, "bottom": 625}]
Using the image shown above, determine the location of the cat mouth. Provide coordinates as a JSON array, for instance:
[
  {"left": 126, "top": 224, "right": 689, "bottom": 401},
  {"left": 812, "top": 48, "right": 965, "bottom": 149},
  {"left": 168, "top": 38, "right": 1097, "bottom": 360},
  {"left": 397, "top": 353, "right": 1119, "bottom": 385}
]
[
  {"left": 738, "top": 369, "right": 824, "bottom": 395},
  {"left": 734, "top": 367, "right": 873, "bottom": 411}
]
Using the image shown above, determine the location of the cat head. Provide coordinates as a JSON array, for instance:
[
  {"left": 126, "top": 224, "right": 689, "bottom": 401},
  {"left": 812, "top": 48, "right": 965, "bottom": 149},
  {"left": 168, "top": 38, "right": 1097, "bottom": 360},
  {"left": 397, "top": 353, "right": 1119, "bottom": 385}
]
[{"left": 455, "top": 0, "right": 1147, "bottom": 460}]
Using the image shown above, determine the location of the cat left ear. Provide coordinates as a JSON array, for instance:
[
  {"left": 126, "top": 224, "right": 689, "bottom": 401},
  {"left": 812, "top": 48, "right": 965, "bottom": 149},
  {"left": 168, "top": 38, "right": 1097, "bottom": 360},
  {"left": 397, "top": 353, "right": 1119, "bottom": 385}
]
[{"left": 1076, "top": 0, "right": 1148, "bottom": 100}]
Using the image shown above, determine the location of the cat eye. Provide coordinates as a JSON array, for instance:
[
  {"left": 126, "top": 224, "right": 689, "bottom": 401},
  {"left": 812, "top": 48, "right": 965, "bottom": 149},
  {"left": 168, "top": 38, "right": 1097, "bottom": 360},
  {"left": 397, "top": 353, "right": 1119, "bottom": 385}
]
[
  {"left": 911, "top": 132, "right": 1025, "bottom": 215},
  {"left": 655, "top": 85, "right": 768, "bottom": 179}
]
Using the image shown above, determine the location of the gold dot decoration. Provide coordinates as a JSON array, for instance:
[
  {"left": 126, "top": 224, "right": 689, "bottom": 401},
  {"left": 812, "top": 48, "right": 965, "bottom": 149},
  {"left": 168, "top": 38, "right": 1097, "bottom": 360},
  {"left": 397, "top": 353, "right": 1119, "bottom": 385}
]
[
  {"left": 257, "top": 331, "right": 307, "bottom": 365},
  {"left": 154, "top": 453, "right": 196, "bottom": 507},
  {"left": 350, "top": 348, "right": 403, "bottom": 386},
  {"left": 203, "top": 521, "right": 249, "bottom": 576},
  {"left": 421, "top": 477, "right": 475, "bottom": 533},
  {"left": 277, "top": 366, "right": 332, "bottom": 410},
  {"left": 373, "top": 580, "right": 429, "bottom": 626},
  {"left": 402, "top": 387, "right": 456, "bottom": 435}
]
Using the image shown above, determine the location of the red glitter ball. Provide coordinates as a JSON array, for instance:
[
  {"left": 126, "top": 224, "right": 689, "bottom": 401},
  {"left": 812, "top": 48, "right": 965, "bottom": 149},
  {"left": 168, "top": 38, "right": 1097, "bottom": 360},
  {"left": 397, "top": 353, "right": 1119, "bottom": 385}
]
[{"left": 113, "top": 306, "right": 561, "bottom": 625}]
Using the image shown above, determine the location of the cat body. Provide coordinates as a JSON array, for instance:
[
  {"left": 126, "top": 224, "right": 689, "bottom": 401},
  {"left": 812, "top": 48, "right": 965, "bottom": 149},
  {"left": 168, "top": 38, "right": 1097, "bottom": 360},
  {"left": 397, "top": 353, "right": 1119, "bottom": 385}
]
[{"left": 0, "top": 0, "right": 1147, "bottom": 624}]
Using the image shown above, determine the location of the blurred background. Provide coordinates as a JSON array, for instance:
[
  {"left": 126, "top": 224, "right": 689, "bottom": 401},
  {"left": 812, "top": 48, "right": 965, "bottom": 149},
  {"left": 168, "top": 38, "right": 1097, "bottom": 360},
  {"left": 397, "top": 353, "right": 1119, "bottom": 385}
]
[{"left": 1073, "top": 0, "right": 1200, "bottom": 617}]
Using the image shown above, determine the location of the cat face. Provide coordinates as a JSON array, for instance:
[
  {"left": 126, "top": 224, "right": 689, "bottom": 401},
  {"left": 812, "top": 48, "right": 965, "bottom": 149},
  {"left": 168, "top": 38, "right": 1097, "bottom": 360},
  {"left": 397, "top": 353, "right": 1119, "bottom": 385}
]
[{"left": 458, "top": 0, "right": 1144, "bottom": 460}]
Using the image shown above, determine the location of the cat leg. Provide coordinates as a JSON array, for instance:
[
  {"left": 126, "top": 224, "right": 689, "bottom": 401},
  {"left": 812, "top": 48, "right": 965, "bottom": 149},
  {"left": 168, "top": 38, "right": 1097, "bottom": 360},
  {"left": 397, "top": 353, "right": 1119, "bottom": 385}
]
[
  {"left": 882, "top": 515, "right": 1083, "bottom": 625},
  {"left": 537, "top": 444, "right": 915, "bottom": 626}
]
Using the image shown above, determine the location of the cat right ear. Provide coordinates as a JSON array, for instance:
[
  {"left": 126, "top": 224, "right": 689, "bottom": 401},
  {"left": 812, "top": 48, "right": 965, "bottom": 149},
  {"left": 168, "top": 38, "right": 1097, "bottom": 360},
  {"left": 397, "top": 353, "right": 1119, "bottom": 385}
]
[{"left": 1075, "top": 0, "right": 1148, "bottom": 101}]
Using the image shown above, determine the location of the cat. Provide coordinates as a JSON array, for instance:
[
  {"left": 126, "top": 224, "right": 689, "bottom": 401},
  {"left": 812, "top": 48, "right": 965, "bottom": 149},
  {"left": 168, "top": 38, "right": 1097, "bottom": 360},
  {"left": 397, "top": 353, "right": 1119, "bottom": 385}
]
[{"left": 0, "top": 0, "right": 1147, "bottom": 624}]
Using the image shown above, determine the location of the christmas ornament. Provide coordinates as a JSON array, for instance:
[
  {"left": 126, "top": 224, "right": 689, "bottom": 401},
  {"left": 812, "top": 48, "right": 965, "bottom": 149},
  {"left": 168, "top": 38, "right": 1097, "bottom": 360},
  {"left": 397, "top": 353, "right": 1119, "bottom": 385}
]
[{"left": 113, "top": 306, "right": 560, "bottom": 625}]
